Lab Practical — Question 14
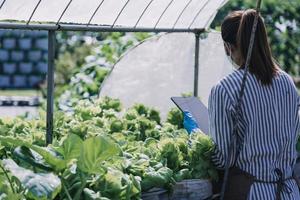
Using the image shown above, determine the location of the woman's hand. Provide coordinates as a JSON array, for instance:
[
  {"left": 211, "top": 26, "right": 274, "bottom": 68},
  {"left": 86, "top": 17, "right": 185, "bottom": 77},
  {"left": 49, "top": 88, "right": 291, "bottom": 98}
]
[{"left": 183, "top": 111, "right": 199, "bottom": 134}]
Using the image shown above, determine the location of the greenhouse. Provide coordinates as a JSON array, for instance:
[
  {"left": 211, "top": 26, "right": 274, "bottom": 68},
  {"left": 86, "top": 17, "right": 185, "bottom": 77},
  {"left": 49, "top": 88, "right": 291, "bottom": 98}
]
[
  {"left": 0, "top": 0, "right": 228, "bottom": 144},
  {"left": 0, "top": 0, "right": 300, "bottom": 199}
]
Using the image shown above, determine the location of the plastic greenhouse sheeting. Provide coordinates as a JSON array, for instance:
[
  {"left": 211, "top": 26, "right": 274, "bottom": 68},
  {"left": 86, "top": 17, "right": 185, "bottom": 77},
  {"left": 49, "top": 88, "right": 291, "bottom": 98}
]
[
  {"left": 99, "top": 32, "right": 233, "bottom": 118},
  {"left": 0, "top": 0, "right": 228, "bottom": 30}
]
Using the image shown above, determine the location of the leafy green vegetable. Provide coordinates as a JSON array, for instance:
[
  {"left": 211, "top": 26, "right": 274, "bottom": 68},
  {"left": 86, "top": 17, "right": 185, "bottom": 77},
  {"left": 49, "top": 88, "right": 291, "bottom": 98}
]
[
  {"left": 188, "top": 132, "right": 218, "bottom": 180},
  {"left": 77, "top": 135, "right": 121, "bottom": 174},
  {"left": 174, "top": 168, "right": 191, "bottom": 182},
  {"left": 68, "top": 120, "right": 89, "bottom": 138},
  {"left": 148, "top": 109, "right": 161, "bottom": 124},
  {"left": 2, "top": 159, "right": 61, "bottom": 200},
  {"left": 13, "top": 146, "right": 53, "bottom": 171},
  {"left": 74, "top": 100, "right": 102, "bottom": 121},
  {"left": 83, "top": 188, "right": 109, "bottom": 200},
  {"left": 55, "top": 134, "right": 83, "bottom": 162},
  {"left": 157, "top": 139, "right": 183, "bottom": 172},
  {"left": 95, "top": 97, "right": 122, "bottom": 112},
  {"left": 131, "top": 104, "right": 161, "bottom": 124},
  {"left": 94, "top": 167, "right": 141, "bottom": 200},
  {"left": 0, "top": 97, "right": 220, "bottom": 199},
  {"left": 145, "top": 129, "right": 160, "bottom": 140},
  {"left": 166, "top": 108, "right": 184, "bottom": 129},
  {"left": 110, "top": 119, "right": 124, "bottom": 133},
  {"left": 0, "top": 136, "right": 66, "bottom": 171},
  {"left": 141, "top": 167, "right": 175, "bottom": 191},
  {"left": 0, "top": 161, "right": 24, "bottom": 200}
]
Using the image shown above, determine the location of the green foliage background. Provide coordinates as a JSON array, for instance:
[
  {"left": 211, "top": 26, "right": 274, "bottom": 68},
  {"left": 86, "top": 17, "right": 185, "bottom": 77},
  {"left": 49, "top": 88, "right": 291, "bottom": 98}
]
[{"left": 212, "top": 0, "right": 300, "bottom": 77}]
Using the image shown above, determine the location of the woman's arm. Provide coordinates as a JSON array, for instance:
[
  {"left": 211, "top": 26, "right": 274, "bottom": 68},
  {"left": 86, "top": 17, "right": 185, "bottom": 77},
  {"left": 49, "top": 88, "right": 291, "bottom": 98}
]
[{"left": 208, "top": 84, "right": 235, "bottom": 169}]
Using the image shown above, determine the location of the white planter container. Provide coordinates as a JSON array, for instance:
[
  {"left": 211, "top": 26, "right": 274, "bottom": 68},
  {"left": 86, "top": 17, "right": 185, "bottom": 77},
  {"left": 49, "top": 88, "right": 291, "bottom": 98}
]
[
  {"left": 0, "top": 30, "right": 8, "bottom": 37},
  {"left": 0, "top": 50, "right": 9, "bottom": 62},
  {"left": 42, "top": 52, "right": 48, "bottom": 61},
  {"left": 0, "top": 75, "right": 10, "bottom": 87},
  {"left": 19, "top": 62, "right": 33, "bottom": 74},
  {"left": 36, "top": 62, "right": 47, "bottom": 74},
  {"left": 35, "top": 38, "right": 48, "bottom": 50},
  {"left": 171, "top": 179, "right": 213, "bottom": 200},
  {"left": 28, "top": 75, "right": 42, "bottom": 87},
  {"left": 19, "top": 38, "right": 32, "bottom": 50},
  {"left": 13, "top": 75, "right": 27, "bottom": 88},
  {"left": 27, "top": 31, "right": 47, "bottom": 37},
  {"left": 3, "top": 63, "right": 17, "bottom": 74},
  {"left": 11, "top": 30, "right": 23, "bottom": 37},
  {"left": 28, "top": 50, "right": 42, "bottom": 62},
  {"left": 141, "top": 188, "right": 169, "bottom": 200},
  {"left": 11, "top": 51, "right": 24, "bottom": 62},
  {"left": 3, "top": 38, "right": 16, "bottom": 49}
]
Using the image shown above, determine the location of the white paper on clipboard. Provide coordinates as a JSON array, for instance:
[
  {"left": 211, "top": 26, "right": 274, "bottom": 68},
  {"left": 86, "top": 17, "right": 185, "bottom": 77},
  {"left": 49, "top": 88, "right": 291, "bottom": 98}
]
[{"left": 171, "top": 97, "right": 209, "bottom": 134}]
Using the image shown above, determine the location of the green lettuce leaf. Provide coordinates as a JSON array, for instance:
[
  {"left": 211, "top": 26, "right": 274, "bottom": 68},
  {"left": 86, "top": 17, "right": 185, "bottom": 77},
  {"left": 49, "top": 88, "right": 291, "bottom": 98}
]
[
  {"left": 77, "top": 135, "right": 121, "bottom": 174},
  {"left": 2, "top": 159, "right": 61, "bottom": 200}
]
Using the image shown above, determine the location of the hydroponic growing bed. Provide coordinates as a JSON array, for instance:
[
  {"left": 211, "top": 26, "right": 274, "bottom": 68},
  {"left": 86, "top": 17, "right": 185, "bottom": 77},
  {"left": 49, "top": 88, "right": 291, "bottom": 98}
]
[{"left": 0, "top": 97, "right": 217, "bottom": 200}]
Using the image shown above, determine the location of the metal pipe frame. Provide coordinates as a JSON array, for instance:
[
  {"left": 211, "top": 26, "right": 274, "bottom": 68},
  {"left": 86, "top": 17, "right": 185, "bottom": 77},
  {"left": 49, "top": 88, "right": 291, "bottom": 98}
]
[
  {"left": 112, "top": 0, "right": 131, "bottom": 28},
  {"left": 0, "top": 22, "right": 204, "bottom": 33},
  {"left": 134, "top": 0, "right": 155, "bottom": 28},
  {"left": 0, "top": 23, "right": 205, "bottom": 144},
  {"left": 194, "top": 31, "right": 201, "bottom": 97},
  {"left": 154, "top": 0, "right": 175, "bottom": 29},
  {"left": 0, "top": 0, "right": 6, "bottom": 9},
  {"left": 87, "top": 0, "right": 105, "bottom": 25},
  {"left": 189, "top": 0, "right": 210, "bottom": 29},
  {"left": 56, "top": 0, "right": 73, "bottom": 25},
  {"left": 27, "top": 0, "right": 42, "bottom": 24},
  {"left": 46, "top": 30, "right": 55, "bottom": 145},
  {"left": 172, "top": 0, "right": 193, "bottom": 29}
]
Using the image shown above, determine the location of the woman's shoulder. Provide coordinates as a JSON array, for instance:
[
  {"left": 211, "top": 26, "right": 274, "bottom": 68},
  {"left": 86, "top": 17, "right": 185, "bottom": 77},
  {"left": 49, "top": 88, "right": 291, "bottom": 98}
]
[
  {"left": 276, "top": 69, "right": 294, "bottom": 82},
  {"left": 274, "top": 69, "right": 297, "bottom": 89},
  {"left": 221, "top": 69, "right": 244, "bottom": 85},
  {"left": 210, "top": 70, "right": 243, "bottom": 103},
  {"left": 218, "top": 68, "right": 294, "bottom": 90},
  {"left": 213, "top": 70, "right": 243, "bottom": 94},
  {"left": 210, "top": 68, "right": 298, "bottom": 106}
]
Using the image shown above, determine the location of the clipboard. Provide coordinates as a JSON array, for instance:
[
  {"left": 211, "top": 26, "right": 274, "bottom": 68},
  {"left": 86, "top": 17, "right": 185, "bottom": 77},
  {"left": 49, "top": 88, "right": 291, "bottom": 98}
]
[{"left": 171, "top": 97, "right": 209, "bottom": 134}]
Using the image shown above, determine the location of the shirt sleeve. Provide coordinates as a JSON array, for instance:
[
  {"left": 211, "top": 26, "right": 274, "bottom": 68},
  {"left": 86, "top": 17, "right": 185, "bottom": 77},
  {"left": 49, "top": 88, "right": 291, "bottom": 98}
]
[
  {"left": 208, "top": 84, "right": 235, "bottom": 169},
  {"left": 296, "top": 95, "right": 300, "bottom": 136}
]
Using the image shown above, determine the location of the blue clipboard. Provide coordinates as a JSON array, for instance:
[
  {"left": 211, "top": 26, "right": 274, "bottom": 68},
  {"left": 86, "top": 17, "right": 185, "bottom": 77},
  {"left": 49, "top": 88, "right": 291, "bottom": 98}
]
[{"left": 171, "top": 97, "right": 209, "bottom": 134}]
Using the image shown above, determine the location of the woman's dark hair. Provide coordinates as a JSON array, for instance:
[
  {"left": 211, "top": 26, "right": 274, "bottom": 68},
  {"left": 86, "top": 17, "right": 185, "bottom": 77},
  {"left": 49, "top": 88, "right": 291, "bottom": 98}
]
[{"left": 221, "top": 9, "right": 278, "bottom": 85}]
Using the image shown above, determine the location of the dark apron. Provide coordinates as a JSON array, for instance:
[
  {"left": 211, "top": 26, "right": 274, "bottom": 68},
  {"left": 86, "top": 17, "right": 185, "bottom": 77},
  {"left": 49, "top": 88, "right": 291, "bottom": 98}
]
[{"left": 213, "top": 167, "right": 297, "bottom": 200}]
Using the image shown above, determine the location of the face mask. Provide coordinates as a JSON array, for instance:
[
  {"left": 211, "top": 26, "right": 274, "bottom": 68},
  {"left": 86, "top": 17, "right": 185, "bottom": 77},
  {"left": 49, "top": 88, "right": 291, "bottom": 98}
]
[
  {"left": 227, "top": 50, "right": 239, "bottom": 71},
  {"left": 225, "top": 42, "right": 240, "bottom": 70}
]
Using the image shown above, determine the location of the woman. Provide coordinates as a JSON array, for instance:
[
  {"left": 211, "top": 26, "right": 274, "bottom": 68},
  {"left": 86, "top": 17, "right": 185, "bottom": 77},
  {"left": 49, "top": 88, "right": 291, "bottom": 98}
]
[{"left": 208, "top": 9, "right": 300, "bottom": 199}]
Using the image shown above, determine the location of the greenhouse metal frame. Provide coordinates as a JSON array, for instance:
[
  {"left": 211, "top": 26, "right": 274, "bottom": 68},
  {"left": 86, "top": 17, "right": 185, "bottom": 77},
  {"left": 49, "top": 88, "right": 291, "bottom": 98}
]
[{"left": 0, "top": 0, "right": 228, "bottom": 144}]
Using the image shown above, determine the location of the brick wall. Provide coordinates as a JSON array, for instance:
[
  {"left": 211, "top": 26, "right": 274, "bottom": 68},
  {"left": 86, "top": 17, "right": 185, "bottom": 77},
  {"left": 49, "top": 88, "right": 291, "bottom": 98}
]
[{"left": 0, "top": 30, "right": 48, "bottom": 89}]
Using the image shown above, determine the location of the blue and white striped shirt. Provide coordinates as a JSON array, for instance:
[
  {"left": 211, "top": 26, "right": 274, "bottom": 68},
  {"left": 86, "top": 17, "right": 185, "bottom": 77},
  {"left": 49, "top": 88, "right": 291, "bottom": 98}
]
[{"left": 208, "top": 69, "right": 300, "bottom": 199}]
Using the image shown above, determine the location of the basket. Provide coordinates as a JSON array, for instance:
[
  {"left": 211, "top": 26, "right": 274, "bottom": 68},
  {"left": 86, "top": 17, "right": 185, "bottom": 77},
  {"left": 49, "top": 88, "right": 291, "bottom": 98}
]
[
  {"left": 141, "top": 187, "right": 169, "bottom": 200},
  {"left": 171, "top": 179, "right": 212, "bottom": 200}
]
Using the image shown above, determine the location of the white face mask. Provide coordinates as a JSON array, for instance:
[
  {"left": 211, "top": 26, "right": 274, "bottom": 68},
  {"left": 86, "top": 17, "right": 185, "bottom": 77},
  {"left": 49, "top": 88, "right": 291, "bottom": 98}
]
[
  {"left": 225, "top": 42, "right": 240, "bottom": 70},
  {"left": 227, "top": 50, "right": 240, "bottom": 71}
]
